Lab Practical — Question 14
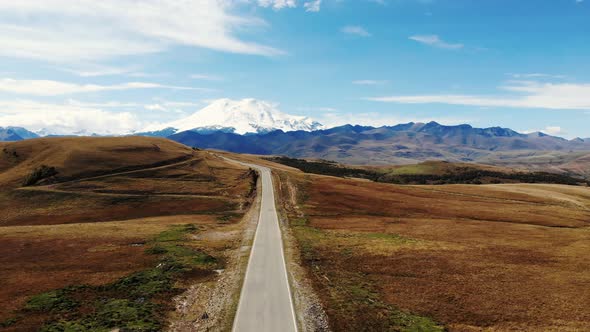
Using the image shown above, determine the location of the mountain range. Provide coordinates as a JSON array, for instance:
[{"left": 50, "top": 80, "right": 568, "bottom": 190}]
[
  {"left": 0, "top": 127, "right": 39, "bottom": 141},
  {"left": 168, "top": 122, "right": 590, "bottom": 164},
  {"left": 2, "top": 100, "right": 589, "bottom": 177}
]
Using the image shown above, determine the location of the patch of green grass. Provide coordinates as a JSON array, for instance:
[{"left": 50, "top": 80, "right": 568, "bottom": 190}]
[
  {"left": 291, "top": 217, "right": 309, "bottom": 227},
  {"left": 41, "top": 300, "right": 161, "bottom": 332},
  {"left": 293, "top": 220, "right": 444, "bottom": 331},
  {"left": 384, "top": 164, "right": 438, "bottom": 176},
  {"left": 25, "top": 288, "right": 79, "bottom": 312},
  {"left": 18, "top": 224, "right": 219, "bottom": 331},
  {"left": 106, "top": 267, "right": 175, "bottom": 298},
  {"left": 292, "top": 222, "right": 328, "bottom": 262},
  {"left": 216, "top": 215, "right": 232, "bottom": 223},
  {"left": 153, "top": 224, "right": 196, "bottom": 242},
  {"left": 391, "top": 311, "right": 446, "bottom": 332},
  {"left": 361, "top": 232, "right": 417, "bottom": 244},
  {"left": 216, "top": 213, "right": 241, "bottom": 223},
  {"left": 0, "top": 317, "right": 17, "bottom": 328},
  {"left": 91, "top": 299, "right": 160, "bottom": 331},
  {"left": 146, "top": 224, "right": 218, "bottom": 268}
]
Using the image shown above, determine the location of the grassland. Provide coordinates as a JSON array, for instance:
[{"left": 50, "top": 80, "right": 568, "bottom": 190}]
[
  {"left": 0, "top": 137, "right": 257, "bottom": 331},
  {"left": 268, "top": 156, "right": 588, "bottom": 186},
  {"left": 270, "top": 160, "right": 590, "bottom": 331}
]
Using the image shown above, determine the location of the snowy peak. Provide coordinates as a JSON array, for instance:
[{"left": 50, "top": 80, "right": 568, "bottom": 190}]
[{"left": 144, "top": 98, "right": 323, "bottom": 135}]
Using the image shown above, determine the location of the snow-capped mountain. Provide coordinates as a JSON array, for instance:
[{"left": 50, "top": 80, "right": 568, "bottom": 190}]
[{"left": 142, "top": 98, "right": 324, "bottom": 135}]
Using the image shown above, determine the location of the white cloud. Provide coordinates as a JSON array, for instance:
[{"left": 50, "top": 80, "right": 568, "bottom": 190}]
[
  {"left": 409, "top": 34, "right": 463, "bottom": 49},
  {"left": 508, "top": 73, "right": 567, "bottom": 79},
  {"left": 58, "top": 65, "right": 164, "bottom": 78},
  {"left": 0, "top": 78, "right": 211, "bottom": 96},
  {"left": 58, "top": 65, "right": 140, "bottom": 77},
  {"left": 544, "top": 126, "right": 564, "bottom": 135},
  {"left": 353, "top": 80, "right": 388, "bottom": 85},
  {"left": 144, "top": 104, "right": 186, "bottom": 114},
  {"left": 366, "top": 80, "right": 590, "bottom": 110},
  {"left": 190, "top": 74, "right": 224, "bottom": 81},
  {"left": 341, "top": 25, "right": 371, "bottom": 37},
  {"left": 257, "top": 0, "right": 297, "bottom": 10},
  {"left": 153, "top": 100, "right": 205, "bottom": 108},
  {"left": 522, "top": 126, "right": 566, "bottom": 136},
  {"left": 304, "top": 0, "right": 322, "bottom": 12},
  {"left": 64, "top": 99, "right": 140, "bottom": 109},
  {"left": 140, "top": 99, "right": 207, "bottom": 115},
  {"left": 0, "top": 100, "right": 141, "bottom": 135},
  {"left": 0, "top": 1, "right": 283, "bottom": 63},
  {"left": 295, "top": 106, "right": 337, "bottom": 112}
]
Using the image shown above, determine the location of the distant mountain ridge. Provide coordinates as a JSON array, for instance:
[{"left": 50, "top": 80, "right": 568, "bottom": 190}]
[
  {"left": 168, "top": 121, "right": 590, "bottom": 165},
  {"left": 0, "top": 127, "right": 39, "bottom": 141},
  {"left": 3, "top": 121, "right": 590, "bottom": 177}
]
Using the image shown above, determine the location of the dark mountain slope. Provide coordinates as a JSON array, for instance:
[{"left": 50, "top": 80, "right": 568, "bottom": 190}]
[
  {"left": 169, "top": 122, "right": 590, "bottom": 166},
  {"left": 0, "top": 127, "right": 39, "bottom": 141}
]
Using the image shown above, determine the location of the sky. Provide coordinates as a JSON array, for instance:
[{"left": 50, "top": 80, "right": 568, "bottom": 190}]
[{"left": 0, "top": 0, "right": 589, "bottom": 138}]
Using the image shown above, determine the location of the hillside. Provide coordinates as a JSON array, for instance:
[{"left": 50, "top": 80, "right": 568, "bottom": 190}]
[
  {"left": 0, "top": 137, "right": 257, "bottom": 331},
  {"left": 478, "top": 150, "right": 590, "bottom": 179},
  {"left": 255, "top": 155, "right": 590, "bottom": 331},
  {"left": 0, "top": 136, "right": 193, "bottom": 189},
  {"left": 267, "top": 157, "right": 588, "bottom": 185}
]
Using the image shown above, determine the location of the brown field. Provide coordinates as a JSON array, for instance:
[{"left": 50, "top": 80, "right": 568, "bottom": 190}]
[
  {"left": 272, "top": 164, "right": 590, "bottom": 331},
  {"left": 0, "top": 138, "right": 255, "bottom": 330}
]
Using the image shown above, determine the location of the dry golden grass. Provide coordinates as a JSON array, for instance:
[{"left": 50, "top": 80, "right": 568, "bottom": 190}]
[
  {"left": 0, "top": 136, "right": 192, "bottom": 188},
  {"left": 366, "top": 160, "right": 515, "bottom": 175},
  {"left": 271, "top": 162, "right": 590, "bottom": 331},
  {"left": 0, "top": 138, "right": 256, "bottom": 329}
]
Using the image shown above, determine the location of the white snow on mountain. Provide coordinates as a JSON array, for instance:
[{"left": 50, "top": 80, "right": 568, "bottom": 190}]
[{"left": 143, "top": 98, "right": 324, "bottom": 135}]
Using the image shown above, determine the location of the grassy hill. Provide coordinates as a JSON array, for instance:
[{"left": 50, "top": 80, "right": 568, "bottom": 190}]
[
  {"left": 257, "top": 155, "right": 590, "bottom": 331},
  {"left": 0, "top": 136, "right": 193, "bottom": 188},
  {"left": 267, "top": 157, "right": 588, "bottom": 186},
  {"left": 0, "top": 137, "right": 257, "bottom": 331}
]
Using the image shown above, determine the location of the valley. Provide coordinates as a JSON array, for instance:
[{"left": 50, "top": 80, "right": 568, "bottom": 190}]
[{"left": 1, "top": 137, "right": 589, "bottom": 331}]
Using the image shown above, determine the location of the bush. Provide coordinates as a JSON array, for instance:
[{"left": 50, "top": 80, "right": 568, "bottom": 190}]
[
  {"left": 25, "top": 289, "right": 78, "bottom": 312},
  {"left": 22, "top": 165, "right": 58, "bottom": 186}
]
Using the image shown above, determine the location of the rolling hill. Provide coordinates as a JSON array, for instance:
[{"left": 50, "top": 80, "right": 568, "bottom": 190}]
[
  {"left": 0, "top": 136, "right": 258, "bottom": 331},
  {"left": 0, "top": 136, "right": 193, "bottom": 189}
]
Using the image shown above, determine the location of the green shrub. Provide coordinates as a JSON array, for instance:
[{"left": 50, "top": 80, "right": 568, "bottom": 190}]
[
  {"left": 0, "top": 318, "right": 17, "bottom": 328},
  {"left": 25, "top": 289, "right": 78, "bottom": 312}
]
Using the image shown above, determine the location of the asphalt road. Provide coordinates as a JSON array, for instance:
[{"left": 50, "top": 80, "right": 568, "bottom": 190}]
[{"left": 230, "top": 160, "right": 298, "bottom": 332}]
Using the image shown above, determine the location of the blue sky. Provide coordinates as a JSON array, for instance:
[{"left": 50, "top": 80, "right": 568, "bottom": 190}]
[{"left": 0, "top": 0, "right": 589, "bottom": 137}]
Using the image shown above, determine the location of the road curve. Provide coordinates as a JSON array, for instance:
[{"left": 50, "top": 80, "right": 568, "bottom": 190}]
[{"left": 229, "top": 159, "right": 298, "bottom": 332}]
